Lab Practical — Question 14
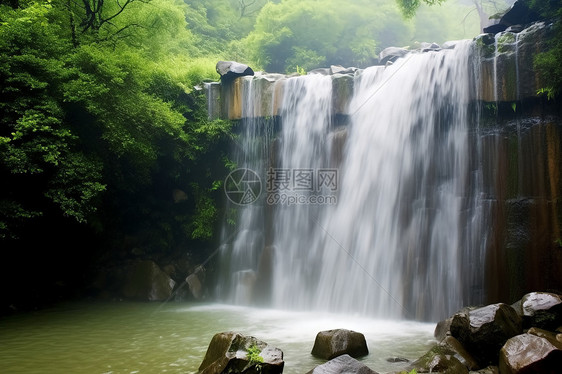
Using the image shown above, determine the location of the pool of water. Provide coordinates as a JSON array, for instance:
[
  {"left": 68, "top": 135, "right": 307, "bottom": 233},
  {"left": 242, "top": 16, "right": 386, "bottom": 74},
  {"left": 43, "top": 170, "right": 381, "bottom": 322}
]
[{"left": 0, "top": 301, "right": 437, "bottom": 373}]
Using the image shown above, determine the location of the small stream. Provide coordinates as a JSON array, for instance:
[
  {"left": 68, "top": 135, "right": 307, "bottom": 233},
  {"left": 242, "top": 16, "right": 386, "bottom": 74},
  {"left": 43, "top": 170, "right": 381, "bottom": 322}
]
[{"left": 0, "top": 302, "right": 436, "bottom": 373}]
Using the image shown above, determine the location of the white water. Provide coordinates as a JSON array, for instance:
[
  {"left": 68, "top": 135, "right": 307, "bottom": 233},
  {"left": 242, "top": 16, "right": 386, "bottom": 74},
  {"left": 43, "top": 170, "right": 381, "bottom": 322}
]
[
  {"left": 311, "top": 41, "right": 480, "bottom": 320},
  {"left": 220, "top": 41, "right": 487, "bottom": 321}
]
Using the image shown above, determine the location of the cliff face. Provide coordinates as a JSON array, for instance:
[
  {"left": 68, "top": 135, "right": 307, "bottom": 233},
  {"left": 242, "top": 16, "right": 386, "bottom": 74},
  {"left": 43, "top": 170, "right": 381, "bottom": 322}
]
[
  {"left": 476, "top": 22, "right": 553, "bottom": 103},
  {"left": 211, "top": 20, "right": 562, "bottom": 308}
]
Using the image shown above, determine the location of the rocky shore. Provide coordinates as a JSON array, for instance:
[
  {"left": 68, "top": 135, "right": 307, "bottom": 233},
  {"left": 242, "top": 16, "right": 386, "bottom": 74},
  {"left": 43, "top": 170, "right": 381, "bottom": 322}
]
[{"left": 196, "top": 292, "right": 561, "bottom": 374}]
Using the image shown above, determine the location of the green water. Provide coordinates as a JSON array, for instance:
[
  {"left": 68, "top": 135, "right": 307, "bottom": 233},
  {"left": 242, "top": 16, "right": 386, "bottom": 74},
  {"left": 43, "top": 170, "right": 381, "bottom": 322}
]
[{"left": 0, "top": 302, "right": 436, "bottom": 374}]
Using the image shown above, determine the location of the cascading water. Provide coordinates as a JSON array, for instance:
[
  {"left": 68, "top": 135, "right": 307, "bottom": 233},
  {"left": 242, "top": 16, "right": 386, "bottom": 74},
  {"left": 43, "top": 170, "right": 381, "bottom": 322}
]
[
  {"left": 218, "top": 77, "right": 275, "bottom": 304},
  {"left": 270, "top": 74, "right": 335, "bottom": 309},
  {"left": 310, "top": 40, "right": 484, "bottom": 320},
  {"left": 219, "top": 40, "right": 488, "bottom": 321}
]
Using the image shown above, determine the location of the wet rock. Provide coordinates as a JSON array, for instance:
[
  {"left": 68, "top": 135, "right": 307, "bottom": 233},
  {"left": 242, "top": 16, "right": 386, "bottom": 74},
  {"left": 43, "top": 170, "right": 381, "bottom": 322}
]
[
  {"left": 409, "top": 345, "right": 452, "bottom": 371},
  {"left": 308, "top": 68, "right": 331, "bottom": 75},
  {"left": 450, "top": 303, "right": 522, "bottom": 366},
  {"left": 483, "top": 1, "right": 540, "bottom": 34},
  {"left": 527, "top": 327, "right": 562, "bottom": 349},
  {"left": 198, "top": 331, "right": 284, "bottom": 374},
  {"left": 311, "top": 329, "right": 369, "bottom": 360},
  {"left": 484, "top": 23, "right": 507, "bottom": 34},
  {"left": 506, "top": 25, "right": 524, "bottom": 33},
  {"left": 517, "top": 292, "right": 562, "bottom": 330},
  {"left": 434, "top": 317, "right": 453, "bottom": 341},
  {"left": 516, "top": 21, "right": 552, "bottom": 99},
  {"left": 420, "top": 42, "right": 441, "bottom": 52},
  {"left": 409, "top": 345, "right": 468, "bottom": 374},
  {"left": 439, "top": 335, "right": 480, "bottom": 371},
  {"left": 469, "top": 366, "right": 499, "bottom": 374},
  {"left": 386, "top": 357, "right": 409, "bottom": 363},
  {"left": 306, "top": 354, "right": 378, "bottom": 374},
  {"left": 330, "top": 65, "right": 358, "bottom": 75},
  {"left": 499, "top": 333, "right": 562, "bottom": 374},
  {"left": 332, "top": 73, "right": 354, "bottom": 115},
  {"left": 122, "top": 260, "right": 175, "bottom": 301},
  {"left": 216, "top": 61, "right": 254, "bottom": 83},
  {"left": 186, "top": 266, "right": 205, "bottom": 299},
  {"left": 379, "top": 47, "right": 409, "bottom": 65},
  {"left": 426, "top": 354, "right": 468, "bottom": 374}
]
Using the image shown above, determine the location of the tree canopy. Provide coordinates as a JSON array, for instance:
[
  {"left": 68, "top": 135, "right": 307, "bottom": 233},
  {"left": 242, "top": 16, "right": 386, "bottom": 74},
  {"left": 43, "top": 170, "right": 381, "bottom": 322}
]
[{"left": 0, "top": 0, "right": 237, "bottom": 279}]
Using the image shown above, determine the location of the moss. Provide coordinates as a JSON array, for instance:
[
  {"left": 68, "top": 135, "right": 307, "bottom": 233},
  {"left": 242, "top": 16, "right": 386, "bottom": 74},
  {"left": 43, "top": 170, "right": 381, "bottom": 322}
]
[{"left": 247, "top": 344, "right": 264, "bottom": 365}]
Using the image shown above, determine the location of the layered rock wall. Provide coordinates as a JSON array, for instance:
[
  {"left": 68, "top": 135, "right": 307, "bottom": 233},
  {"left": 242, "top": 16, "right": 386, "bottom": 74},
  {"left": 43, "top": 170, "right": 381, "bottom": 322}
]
[{"left": 207, "top": 22, "right": 554, "bottom": 121}]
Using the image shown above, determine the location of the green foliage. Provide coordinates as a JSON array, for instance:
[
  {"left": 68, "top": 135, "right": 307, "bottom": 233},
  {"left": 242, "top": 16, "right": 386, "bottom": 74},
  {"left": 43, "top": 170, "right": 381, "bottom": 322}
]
[
  {"left": 295, "top": 65, "right": 306, "bottom": 76},
  {"left": 530, "top": 1, "right": 562, "bottom": 98},
  {"left": 236, "top": 0, "right": 478, "bottom": 73},
  {"left": 0, "top": 0, "right": 234, "bottom": 246},
  {"left": 396, "top": 0, "right": 446, "bottom": 19},
  {"left": 247, "top": 344, "right": 264, "bottom": 365}
]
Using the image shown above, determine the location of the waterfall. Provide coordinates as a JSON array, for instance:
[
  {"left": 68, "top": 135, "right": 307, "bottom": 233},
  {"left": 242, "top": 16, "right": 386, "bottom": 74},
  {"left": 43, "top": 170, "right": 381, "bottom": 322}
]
[
  {"left": 218, "top": 77, "right": 275, "bottom": 304},
  {"left": 309, "top": 40, "right": 483, "bottom": 320},
  {"left": 218, "top": 40, "right": 488, "bottom": 321}
]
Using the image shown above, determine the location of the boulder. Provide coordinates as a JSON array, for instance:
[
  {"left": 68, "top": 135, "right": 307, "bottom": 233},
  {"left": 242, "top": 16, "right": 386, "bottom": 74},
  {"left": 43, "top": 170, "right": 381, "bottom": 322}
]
[
  {"left": 484, "top": 24, "right": 508, "bottom": 34},
  {"left": 378, "top": 47, "right": 409, "bottom": 65},
  {"left": 330, "top": 65, "right": 358, "bottom": 75},
  {"left": 121, "top": 260, "right": 175, "bottom": 301},
  {"left": 440, "top": 335, "right": 480, "bottom": 371},
  {"left": 216, "top": 61, "right": 254, "bottom": 83},
  {"left": 306, "top": 354, "right": 378, "bottom": 374},
  {"left": 425, "top": 354, "right": 468, "bottom": 374},
  {"left": 450, "top": 303, "right": 522, "bottom": 366},
  {"left": 198, "top": 332, "right": 284, "bottom": 374},
  {"left": 517, "top": 292, "right": 562, "bottom": 330},
  {"left": 409, "top": 344, "right": 468, "bottom": 374},
  {"left": 420, "top": 42, "right": 441, "bottom": 52},
  {"left": 386, "top": 357, "right": 409, "bottom": 363},
  {"left": 499, "top": 333, "right": 562, "bottom": 374},
  {"left": 527, "top": 327, "right": 562, "bottom": 349},
  {"left": 434, "top": 316, "right": 453, "bottom": 341},
  {"left": 311, "top": 329, "right": 368, "bottom": 360},
  {"left": 483, "top": 1, "right": 540, "bottom": 34},
  {"left": 186, "top": 266, "right": 205, "bottom": 299}
]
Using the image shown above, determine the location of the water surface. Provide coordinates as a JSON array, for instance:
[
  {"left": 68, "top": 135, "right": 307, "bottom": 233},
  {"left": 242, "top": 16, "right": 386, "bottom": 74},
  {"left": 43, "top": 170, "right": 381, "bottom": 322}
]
[{"left": 0, "top": 302, "right": 436, "bottom": 373}]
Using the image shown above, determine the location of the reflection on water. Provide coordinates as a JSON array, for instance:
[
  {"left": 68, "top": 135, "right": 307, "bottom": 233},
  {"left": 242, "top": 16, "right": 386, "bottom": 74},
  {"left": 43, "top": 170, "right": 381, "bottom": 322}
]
[{"left": 0, "top": 302, "right": 436, "bottom": 373}]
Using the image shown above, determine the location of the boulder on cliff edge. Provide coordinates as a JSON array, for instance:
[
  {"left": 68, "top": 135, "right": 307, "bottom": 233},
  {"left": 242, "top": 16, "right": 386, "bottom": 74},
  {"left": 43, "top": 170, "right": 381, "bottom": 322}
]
[{"left": 216, "top": 61, "right": 254, "bottom": 83}]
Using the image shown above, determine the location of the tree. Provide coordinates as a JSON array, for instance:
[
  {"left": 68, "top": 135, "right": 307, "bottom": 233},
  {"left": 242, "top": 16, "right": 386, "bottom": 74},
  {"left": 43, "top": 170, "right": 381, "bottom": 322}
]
[
  {"left": 1, "top": 0, "right": 236, "bottom": 310},
  {"left": 396, "top": 0, "right": 447, "bottom": 18},
  {"left": 235, "top": 0, "right": 266, "bottom": 19},
  {"left": 0, "top": 1, "right": 105, "bottom": 238}
]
